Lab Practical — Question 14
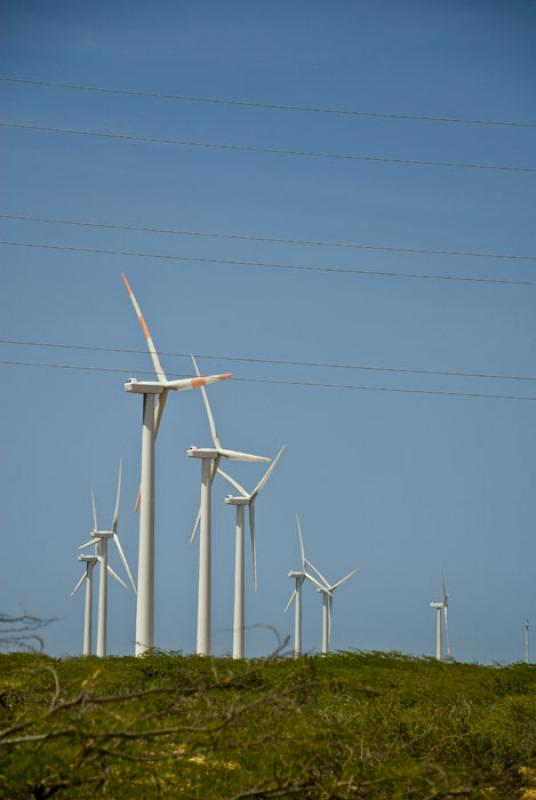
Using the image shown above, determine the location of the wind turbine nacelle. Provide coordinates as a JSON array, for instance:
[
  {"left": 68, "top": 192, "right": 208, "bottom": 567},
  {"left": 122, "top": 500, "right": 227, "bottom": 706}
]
[
  {"left": 124, "top": 378, "right": 165, "bottom": 394},
  {"left": 187, "top": 447, "right": 220, "bottom": 459},
  {"left": 92, "top": 530, "right": 114, "bottom": 539},
  {"left": 78, "top": 554, "right": 98, "bottom": 563},
  {"left": 225, "top": 496, "right": 249, "bottom": 506},
  {"left": 430, "top": 602, "right": 444, "bottom": 609}
]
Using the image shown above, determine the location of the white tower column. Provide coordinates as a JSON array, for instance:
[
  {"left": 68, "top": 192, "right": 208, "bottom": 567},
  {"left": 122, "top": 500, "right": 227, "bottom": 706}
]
[
  {"left": 436, "top": 607, "right": 442, "bottom": 661},
  {"left": 197, "top": 457, "right": 212, "bottom": 655},
  {"left": 96, "top": 540, "right": 108, "bottom": 657},
  {"left": 232, "top": 505, "right": 245, "bottom": 659},
  {"left": 294, "top": 578, "right": 302, "bottom": 659},
  {"left": 135, "top": 393, "right": 156, "bottom": 656},
  {"left": 322, "top": 593, "right": 329, "bottom": 655},
  {"left": 83, "top": 567, "right": 93, "bottom": 656}
]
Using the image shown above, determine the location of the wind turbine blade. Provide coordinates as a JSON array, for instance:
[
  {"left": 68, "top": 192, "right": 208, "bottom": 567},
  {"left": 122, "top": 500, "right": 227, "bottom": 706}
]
[
  {"left": 331, "top": 567, "right": 358, "bottom": 592},
  {"left": 304, "top": 571, "right": 327, "bottom": 593},
  {"left": 442, "top": 579, "right": 449, "bottom": 607},
  {"left": 112, "top": 459, "right": 122, "bottom": 533},
  {"left": 217, "top": 467, "right": 249, "bottom": 498},
  {"left": 444, "top": 605, "right": 451, "bottom": 657},
  {"left": 249, "top": 501, "right": 257, "bottom": 591},
  {"left": 210, "top": 456, "right": 221, "bottom": 486},
  {"left": 91, "top": 491, "right": 98, "bottom": 531},
  {"left": 154, "top": 388, "right": 169, "bottom": 440},
  {"left": 296, "top": 514, "right": 305, "bottom": 569},
  {"left": 79, "top": 539, "right": 96, "bottom": 550},
  {"left": 284, "top": 590, "right": 297, "bottom": 613},
  {"left": 112, "top": 534, "right": 137, "bottom": 594},
  {"left": 191, "top": 355, "right": 222, "bottom": 451},
  {"left": 134, "top": 488, "right": 141, "bottom": 513},
  {"left": 107, "top": 565, "right": 128, "bottom": 589},
  {"left": 121, "top": 273, "right": 168, "bottom": 383},
  {"left": 251, "top": 445, "right": 286, "bottom": 498},
  {"left": 305, "top": 558, "right": 331, "bottom": 589},
  {"left": 70, "top": 572, "right": 86, "bottom": 597},
  {"left": 218, "top": 448, "right": 270, "bottom": 462},
  {"left": 168, "top": 373, "right": 232, "bottom": 392},
  {"left": 190, "top": 506, "right": 201, "bottom": 544}
]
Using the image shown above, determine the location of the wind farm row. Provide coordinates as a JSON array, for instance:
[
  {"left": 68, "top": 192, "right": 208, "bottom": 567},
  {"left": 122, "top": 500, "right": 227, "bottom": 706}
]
[{"left": 70, "top": 273, "right": 359, "bottom": 661}]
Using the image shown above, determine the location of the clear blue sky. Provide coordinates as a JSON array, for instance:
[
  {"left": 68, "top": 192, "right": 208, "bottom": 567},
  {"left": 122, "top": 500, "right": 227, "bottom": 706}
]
[{"left": 1, "top": 0, "right": 535, "bottom": 663}]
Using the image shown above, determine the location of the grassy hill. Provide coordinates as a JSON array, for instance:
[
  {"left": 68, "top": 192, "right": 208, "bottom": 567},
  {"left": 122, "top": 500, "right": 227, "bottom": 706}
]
[{"left": 1, "top": 651, "right": 535, "bottom": 799}]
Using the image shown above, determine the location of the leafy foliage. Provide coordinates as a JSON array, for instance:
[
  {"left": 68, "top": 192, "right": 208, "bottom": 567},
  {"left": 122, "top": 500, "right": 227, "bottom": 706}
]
[{"left": 0, "top": 651, "right": 535, "bottom": 798}]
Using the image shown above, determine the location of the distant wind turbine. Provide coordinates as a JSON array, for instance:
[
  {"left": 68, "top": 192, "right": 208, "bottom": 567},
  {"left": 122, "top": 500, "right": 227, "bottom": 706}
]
[
  {"left": 305, "top": 554, "right": 358, "bottom": 655},
  {"left": 218, "top": 445, "right": 286, "bottom": 659},
  {"left": 70, "top": 554, "right": 98, "bottom": 656},
  {"left": 525, "top": 619, "right": 530, "bottom": 664},
  {"left": 284, "top": 514, "right": 315, "bottom": 659},
  {"left": 430, "top": 580, "right": 450, "bottom": 661},
  {"left": 79, "top": 461, "right": 136, "bottom": 657}
]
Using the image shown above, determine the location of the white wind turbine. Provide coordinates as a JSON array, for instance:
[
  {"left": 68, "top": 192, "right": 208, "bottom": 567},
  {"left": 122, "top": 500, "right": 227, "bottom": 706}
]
[
  {"left": 284, "top": 514, "right": 316, "bottom": 659},
  {"left": 79, "top": 461, "right": 136, "bottom": 657},
  {"left": 217, "top": 445, "right": 286, "bottom": 659},
  {"left": 430, "top": 580, "right": 450, "bottom": 661},
  {"left": 305, "top": 556, "right": 358, "bottom": 655},
  {"left": 121, "top": 273, "right": 232, "bottom": 655},
  {"left": 188, "top": 354, "right": 270, "bottom": 656},
  {"left": 70, "top": 553, "right": 98, "bottom": 656}
]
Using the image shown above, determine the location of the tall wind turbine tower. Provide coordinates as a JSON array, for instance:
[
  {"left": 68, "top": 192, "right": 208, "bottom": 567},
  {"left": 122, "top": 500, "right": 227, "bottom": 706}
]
[{"left": 121, "top": 274, "right": 232, "bottom": 654}]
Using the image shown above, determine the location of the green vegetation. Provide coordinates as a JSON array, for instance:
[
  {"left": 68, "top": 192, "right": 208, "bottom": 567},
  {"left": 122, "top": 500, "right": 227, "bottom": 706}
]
[{"left": 0, "top": 651, "right": 535, "bottom": 799}]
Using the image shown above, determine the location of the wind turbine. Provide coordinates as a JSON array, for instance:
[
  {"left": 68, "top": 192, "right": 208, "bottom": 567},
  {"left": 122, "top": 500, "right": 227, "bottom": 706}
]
[
  {"left": 305, "top": 556, "right": 358, "bottom": 655},
  {"left": 121, "top": 273, "right": 232, "bottom": 655},
  {"left": 217, "top": 445, "right": 286, "bottom": 659},
  {"left": 284, "top": 514, "right": 313, "bottom": 659},
  {"left": 430, "top": 580, "right": 450, "bottom": 661},
  {"left": 70, "top": 553, "right": 98, "bottom": 656},
  {"left": 188, "top": 355, "right": 270, "bottom": 656},
  {"left": 525, "top": 619, "right": 529, "bottom": 664},
  {"left": 79, "top": 461, "right": 136, "bottom": 657}
]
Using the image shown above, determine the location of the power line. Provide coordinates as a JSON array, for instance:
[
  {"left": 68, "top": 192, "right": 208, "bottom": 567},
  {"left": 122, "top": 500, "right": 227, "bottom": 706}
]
[
  {"left": 1, "top": 358, "right": 535, "bottom": 402},
  {"left": 1, "top": 338, "right": 535, "bottom": 384},
  {"left": 1, "top": 121, "right": 535, "bottom": 174},
  {"left": 2, "top": 213, "right": 534, "bottom": 263},
  {"left": 1, "top": 239, "right": 533, "bottom": 287},
  {"left": 2, "top": 75, "right": 535, "bottom": 130}
]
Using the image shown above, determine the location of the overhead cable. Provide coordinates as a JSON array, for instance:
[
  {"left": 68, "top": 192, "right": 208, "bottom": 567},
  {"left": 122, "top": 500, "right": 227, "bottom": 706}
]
[
  {"left": 1, "top": 338, "right": 535, "bottom": 383},
  {"left": 1, "top": 121, "right": 534, "bottom": 173},
  {"left": 1, "top": 76, "right": 535, "bottom": 130},
  {"left": 1, "top": 358, "right": 536, "bottom": 402},
  {"left": 1, "top": 239, "right": 533, "bottom": 287},
  {"left": 1, "top": 213, "right": 534, "bottom": 262}
]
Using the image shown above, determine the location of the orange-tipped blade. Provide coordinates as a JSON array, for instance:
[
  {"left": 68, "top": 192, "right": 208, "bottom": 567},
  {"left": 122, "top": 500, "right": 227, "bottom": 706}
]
[
  {"left": 167, "top": 373, "right": 232, "bottom": 392},
  {"left": 121, "top": 273, "right": 168, "bottom": 384}
]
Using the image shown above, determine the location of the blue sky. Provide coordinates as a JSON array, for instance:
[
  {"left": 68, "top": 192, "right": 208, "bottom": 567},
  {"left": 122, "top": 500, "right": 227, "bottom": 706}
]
[{"left": 1, "top": 0, "right": 535, "bottom": 663}]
